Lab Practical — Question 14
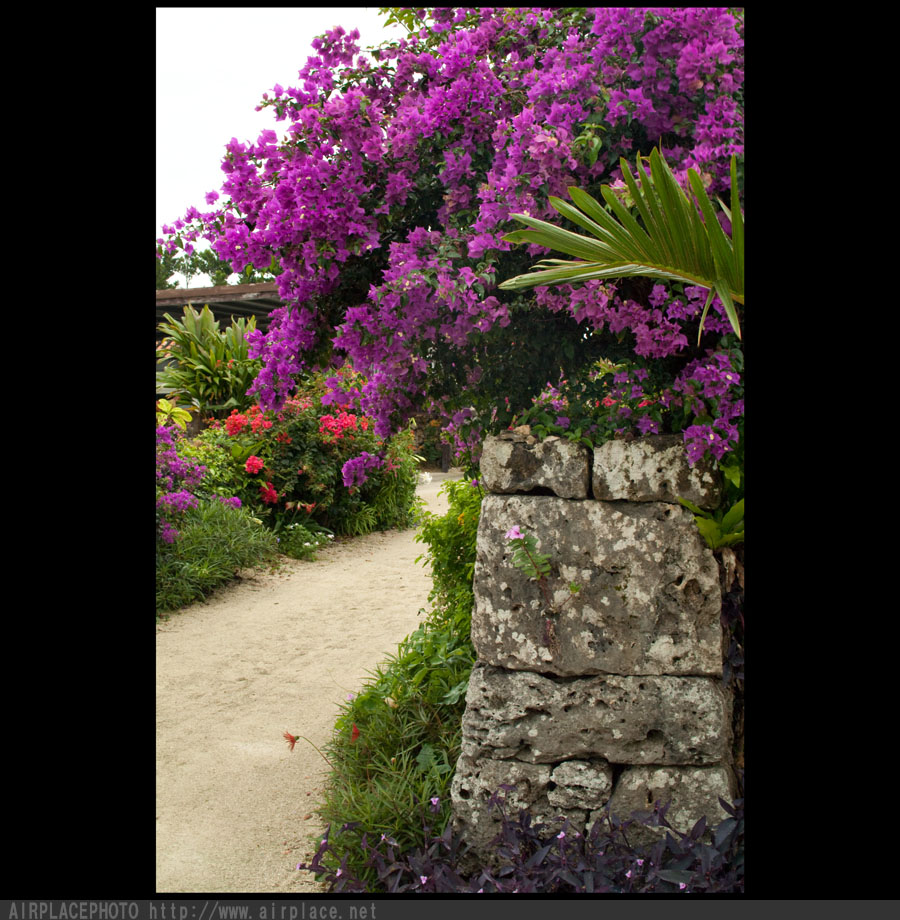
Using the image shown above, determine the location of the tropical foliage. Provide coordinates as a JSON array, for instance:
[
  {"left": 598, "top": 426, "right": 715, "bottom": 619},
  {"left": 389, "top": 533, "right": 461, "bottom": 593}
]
[{"left": 156, "top": 305, "right": 263, "bottom": 417}]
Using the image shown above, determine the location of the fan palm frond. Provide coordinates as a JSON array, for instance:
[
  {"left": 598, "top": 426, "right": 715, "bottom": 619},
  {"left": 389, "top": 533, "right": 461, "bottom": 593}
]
[{"left": 498, "top": 148, "right": 743, "bottom": 342}]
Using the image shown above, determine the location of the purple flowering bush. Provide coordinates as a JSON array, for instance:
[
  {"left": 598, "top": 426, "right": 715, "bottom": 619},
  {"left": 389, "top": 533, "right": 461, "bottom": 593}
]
[
  {"left": 157, "top": 7, "right": 744, "bottom": 473},
  {"left": 156, "top": 424, "right": 206, "bottom": 544}
]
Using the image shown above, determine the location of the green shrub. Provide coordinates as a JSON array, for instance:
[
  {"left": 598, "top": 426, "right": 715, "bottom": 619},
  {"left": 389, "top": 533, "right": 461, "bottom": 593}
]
[
  {"left": 275, "top": 521, "right": 334, "bottom": 561},
  {"left": 156, "top": 305, "right": 262, "bottom": 418},
  {"left": 310, "top": 478, "right": 482, "bottom": 886},
  {"left": 176, "top": 434, "right": 244, "bottom": 499},
  {"left": 156, "top": 498, "right": 279, "bottom": 614},
  {"left": 414, "top": 477, "right": 484, "bottom": 633}
]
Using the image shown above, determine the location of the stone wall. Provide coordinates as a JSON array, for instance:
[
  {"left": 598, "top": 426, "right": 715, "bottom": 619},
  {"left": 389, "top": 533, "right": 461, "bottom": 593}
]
[{"left": 450, "top": 431, "right": 737, "bottom": 858}]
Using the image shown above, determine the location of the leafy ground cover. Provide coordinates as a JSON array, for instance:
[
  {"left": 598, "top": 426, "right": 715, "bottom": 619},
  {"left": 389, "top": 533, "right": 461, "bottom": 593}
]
[{"left": 303, "top": 791, "right": 744, "bottom": 893}]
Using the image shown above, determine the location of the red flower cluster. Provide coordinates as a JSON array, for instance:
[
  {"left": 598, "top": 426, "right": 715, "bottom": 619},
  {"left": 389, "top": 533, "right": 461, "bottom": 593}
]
[
  {"left": 318, "top": 411, "right": 361, "bottom": 441},
  {"left": 259, "top": 481, "right": 279, "bottom": 504},
  {"left": 225, "top": 412, "right": 249, "bottom": 435},
  {"left": 224, "top": 406, "right": 274, "bottom": 436}
]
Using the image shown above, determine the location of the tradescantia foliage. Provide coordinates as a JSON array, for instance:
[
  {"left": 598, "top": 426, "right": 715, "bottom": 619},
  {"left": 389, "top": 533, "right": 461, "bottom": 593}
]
[
  {"left": 158, "top": 7, "right": 744, "bottom": 469},
  {"left": 302, "top": 788, "right": 744, "bottom": 893},
  {"left": 499, "top": 148, "right": 743, "bottom": 344}
]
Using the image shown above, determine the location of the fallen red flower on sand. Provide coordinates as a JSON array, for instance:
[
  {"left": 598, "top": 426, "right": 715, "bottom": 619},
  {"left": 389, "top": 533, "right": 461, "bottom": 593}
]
[{"left": 283, "top": 731, "right": 299, "bottom": 752}]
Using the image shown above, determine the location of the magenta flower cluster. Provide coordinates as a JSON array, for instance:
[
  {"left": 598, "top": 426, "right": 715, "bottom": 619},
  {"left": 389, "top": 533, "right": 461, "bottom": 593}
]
[
  {"left": 156, "top": 424, "right": 207, "bottom": 543},
  {"left": 157, "top": 7, "right": 744, "bottom": 466},
  {"left": 341, "top": 451, "right": 384, "bottom": 489},
  {"left": 156, "top": 424, "right": 243, "bottom": 543}
]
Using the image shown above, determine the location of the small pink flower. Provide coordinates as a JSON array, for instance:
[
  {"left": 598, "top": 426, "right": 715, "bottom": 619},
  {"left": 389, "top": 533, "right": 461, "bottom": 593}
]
[
  {"left": 245, "top": 455, "right": 264, "bottom": 474},
  {"left": 504, "top": 526, "right": 524, "bottom": 541}
]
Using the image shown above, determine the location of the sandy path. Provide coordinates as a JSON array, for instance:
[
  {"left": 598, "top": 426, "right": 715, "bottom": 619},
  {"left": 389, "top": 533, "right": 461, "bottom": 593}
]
[{"left": 156, "top": 470, "right": 463, "bottom": 894}]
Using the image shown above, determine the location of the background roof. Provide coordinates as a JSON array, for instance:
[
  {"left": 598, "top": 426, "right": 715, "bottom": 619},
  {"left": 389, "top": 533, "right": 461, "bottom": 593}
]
[{"left": 156, "top": 282, "right": 285, "bottom": 337}]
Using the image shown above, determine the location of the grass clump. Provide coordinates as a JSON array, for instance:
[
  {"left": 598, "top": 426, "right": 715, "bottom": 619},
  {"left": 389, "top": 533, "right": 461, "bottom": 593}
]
[{"left": 156, "top": 498, "right": 280, "bottom": 614}]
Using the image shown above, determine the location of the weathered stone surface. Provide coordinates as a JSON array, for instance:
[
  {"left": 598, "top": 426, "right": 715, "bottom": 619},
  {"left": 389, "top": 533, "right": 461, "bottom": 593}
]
[
  {"left": 480, "top": 433, "right": 591, "bottom": 499},
  {"left": 600, "top": 764, "right": 737, "bottom": 847},
  {"left": 473, "top": 494, "right": 722, "bottom": 676},
  {"left": 548, "top": 759, "right": 615, "bottom": 811},
  {"left": 459, "top": 663, "right": 732, "bottom": 766},
  {"left": 593, "top": 435, "right": 721, "bottom": 510},
  {"left": 450, "top": 753, "right": 613, "bottom": 861}
]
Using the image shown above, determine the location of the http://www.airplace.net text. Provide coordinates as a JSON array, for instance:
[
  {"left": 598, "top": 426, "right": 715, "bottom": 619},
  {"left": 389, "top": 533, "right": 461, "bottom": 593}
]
[{"left": 4, "top": 903, "right": 381, "bottom": 920}]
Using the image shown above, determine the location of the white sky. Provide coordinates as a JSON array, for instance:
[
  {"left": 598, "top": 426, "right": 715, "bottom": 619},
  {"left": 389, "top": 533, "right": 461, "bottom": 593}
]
[{"left": 156, "top": 7, "right": 403, "bottom": 287}]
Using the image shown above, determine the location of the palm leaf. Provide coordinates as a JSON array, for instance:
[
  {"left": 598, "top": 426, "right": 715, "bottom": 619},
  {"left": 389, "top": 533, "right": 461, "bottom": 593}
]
[{"left": 499, "top": 147, "right": 743, "bottom": 340}]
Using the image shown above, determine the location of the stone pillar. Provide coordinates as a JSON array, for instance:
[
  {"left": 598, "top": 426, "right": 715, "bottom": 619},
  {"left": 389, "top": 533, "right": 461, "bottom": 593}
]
[{"left": 451, "top": 432, "right": 736, "bottom": 858}]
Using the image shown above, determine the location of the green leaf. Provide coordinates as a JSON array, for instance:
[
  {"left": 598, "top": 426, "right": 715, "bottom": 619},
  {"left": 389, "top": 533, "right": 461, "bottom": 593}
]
[
  {"left": 415, "top": 744, "right": 436, "bottom": 772},
  {"left": 718, "top": 530, "right": 744, "bottom": 546},
  {"left": 657, "top": 869, "right": 694, "bottom": 886},
  {"left": 720, "top": 499, "right": 744, "bottom": 533},
  {"left": 441, "top": 680, "right": 469, "bottom": 704},
  {"left": 497, "top": 147, "right": 744, "bottom": 326},
  {"left": 696, "top": 287, "right": 717, "bottom": 346},
  {"left": 720, "top": 461, "right": 741, "bottom": 489},
  {"left": 713, "top": 278, "right": 742, "bottom": 340},
  {"left": 693, "top": 516, "right": 722, "bottom": 548},
  {"left": 501, "top": 217, "right": 614, "bottom": 262},
  {"left": 677, "top": 496, "right": 707, "bottom": 517}
]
